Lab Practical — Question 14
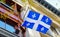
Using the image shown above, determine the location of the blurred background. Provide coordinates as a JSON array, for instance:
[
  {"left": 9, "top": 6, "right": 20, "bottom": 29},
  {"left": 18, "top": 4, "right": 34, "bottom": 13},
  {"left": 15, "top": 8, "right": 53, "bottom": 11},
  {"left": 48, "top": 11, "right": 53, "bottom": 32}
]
[{"left": 0, "top": 0, "right": 60, "bottom": 37}]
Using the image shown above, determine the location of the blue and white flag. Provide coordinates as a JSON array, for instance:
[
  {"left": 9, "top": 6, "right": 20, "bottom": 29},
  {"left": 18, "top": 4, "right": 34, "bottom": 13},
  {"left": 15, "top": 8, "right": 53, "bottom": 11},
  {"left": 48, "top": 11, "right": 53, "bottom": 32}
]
[{"left": 22, "top": 10, "right": 52, "bottom": 34}]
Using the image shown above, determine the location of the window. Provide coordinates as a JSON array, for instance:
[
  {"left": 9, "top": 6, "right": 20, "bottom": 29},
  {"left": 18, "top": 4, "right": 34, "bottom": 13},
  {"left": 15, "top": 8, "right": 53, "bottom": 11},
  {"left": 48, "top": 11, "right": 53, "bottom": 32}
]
[
  {"left": 45, "top": 0, "right": 60, "bottom": 10},
  {"left": 0, "top": 21, "right": 15, "bottom": 33},
  {"left": 36, "top": 0, "right": 60, "bottom": 17}
]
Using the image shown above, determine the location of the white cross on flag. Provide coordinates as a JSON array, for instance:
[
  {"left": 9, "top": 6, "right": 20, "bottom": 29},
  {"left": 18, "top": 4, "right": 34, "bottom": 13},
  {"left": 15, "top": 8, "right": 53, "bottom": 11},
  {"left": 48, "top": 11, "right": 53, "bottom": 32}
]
[{"left": 22, "top": 10, "right": 52, "bottom": 34}]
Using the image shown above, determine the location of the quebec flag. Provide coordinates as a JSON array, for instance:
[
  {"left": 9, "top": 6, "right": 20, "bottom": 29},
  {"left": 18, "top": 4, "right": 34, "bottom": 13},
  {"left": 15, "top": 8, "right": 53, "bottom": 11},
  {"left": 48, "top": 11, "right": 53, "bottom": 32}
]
[{"left": 22, "top": 10, "right": 52, "bottom": 34}]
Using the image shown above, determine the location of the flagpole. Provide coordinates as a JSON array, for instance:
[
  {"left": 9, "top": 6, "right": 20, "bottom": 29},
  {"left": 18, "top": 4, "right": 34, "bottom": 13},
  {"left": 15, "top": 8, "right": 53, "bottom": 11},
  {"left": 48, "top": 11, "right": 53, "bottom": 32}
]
[{"left": 47, "top": 29, "right": 55, "bottom": 37}]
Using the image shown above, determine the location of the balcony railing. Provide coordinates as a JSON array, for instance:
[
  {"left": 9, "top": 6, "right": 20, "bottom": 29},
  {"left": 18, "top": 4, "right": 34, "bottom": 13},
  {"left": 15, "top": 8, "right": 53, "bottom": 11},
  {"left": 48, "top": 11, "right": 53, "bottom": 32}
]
[{"left": 0, "top": 27, "right": 18, "bottom": 37}]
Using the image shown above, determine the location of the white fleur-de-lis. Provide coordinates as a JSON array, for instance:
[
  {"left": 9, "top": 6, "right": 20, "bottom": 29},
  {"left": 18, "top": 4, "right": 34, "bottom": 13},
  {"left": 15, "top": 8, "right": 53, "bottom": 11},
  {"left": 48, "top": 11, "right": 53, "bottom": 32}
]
[
  {"left": 41, "top": 27, "right": 44, "bottom": 31},
  {"left": 27, "top": 23, "right": 30, "bottom": 26},
  {"left": 46, "top": 18, "right": 48, "bottom": 23},
  {"left": 32, "top": 14, "right": 36, "bottom": 18}
]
